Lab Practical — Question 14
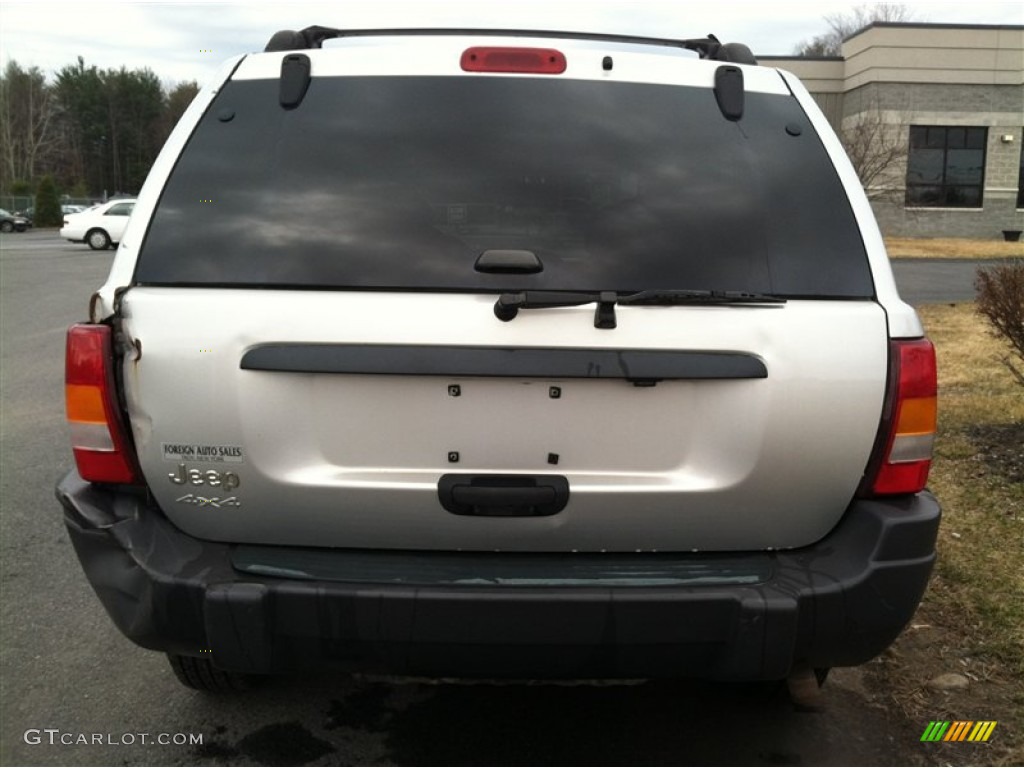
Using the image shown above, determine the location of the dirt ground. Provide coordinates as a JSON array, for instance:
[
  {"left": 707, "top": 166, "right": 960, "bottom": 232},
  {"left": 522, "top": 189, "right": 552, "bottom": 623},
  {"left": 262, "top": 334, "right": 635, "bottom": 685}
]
[{"left": 856, "top": 420, "right": 1024, "bottom": 767}]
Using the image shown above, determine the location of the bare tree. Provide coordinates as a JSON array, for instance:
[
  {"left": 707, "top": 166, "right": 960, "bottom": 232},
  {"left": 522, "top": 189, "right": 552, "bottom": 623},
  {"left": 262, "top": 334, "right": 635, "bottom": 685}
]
[
  {"left": 794, "top": 4, "right": 919, "bottom": 56},
  {"left": 0, "top": 61, "right": 57, "bottom": 191},
  {"left": 792, "top": 6, "right": 921, "bottom": 197},
  {"left": 976, "top": 262, "right": 1024, "bottom": 387},
  {"left": 841, "top": 97, "right": 910, "bottom": 201}
]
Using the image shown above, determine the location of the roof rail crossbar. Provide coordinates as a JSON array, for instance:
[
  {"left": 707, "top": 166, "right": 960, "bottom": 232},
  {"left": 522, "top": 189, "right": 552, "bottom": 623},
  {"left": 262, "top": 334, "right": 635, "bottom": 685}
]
[{"left": 263, "top": 26, "right": 757, "bottom": 64}]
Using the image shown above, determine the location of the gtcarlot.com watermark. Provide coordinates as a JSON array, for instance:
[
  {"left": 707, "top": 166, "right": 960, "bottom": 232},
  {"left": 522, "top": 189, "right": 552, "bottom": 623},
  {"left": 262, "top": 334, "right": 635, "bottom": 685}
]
[{"left": 24, "top": 729, "right": 203, "bottom": 747}]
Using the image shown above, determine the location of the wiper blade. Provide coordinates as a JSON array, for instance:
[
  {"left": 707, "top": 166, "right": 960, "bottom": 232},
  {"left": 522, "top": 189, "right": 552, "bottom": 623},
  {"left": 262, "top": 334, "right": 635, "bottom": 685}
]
[
  {"left": 494, "top": 289, "right": 786, "bottom": 329},
  {"left": 619, "top": 289, "right": 787, "bottom": 306}
]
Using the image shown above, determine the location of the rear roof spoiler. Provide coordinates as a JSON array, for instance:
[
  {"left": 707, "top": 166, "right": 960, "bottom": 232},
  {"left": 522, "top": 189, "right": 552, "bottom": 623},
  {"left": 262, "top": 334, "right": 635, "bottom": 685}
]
[{"left": 263, "top": 26, "right": 757, "bottom": 65}]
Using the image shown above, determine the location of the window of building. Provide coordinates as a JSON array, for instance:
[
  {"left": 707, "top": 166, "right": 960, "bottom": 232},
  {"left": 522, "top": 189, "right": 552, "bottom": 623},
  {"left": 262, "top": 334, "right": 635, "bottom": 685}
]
[
  {"left": 906, "top": 126, "right": 987, "bottom": 208},
  {"left": 1017, "top": 129, "right": 1023, "bottom": 209}
]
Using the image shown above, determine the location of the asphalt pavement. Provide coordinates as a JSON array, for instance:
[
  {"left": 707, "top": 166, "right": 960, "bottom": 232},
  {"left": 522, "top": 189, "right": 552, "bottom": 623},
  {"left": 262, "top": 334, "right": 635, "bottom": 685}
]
[
  {"left": 890, "top": 258, "right": 1004, "bottom": 304},
  {"left": 0, "top": 230, "right": 995, "bottom": 766}
]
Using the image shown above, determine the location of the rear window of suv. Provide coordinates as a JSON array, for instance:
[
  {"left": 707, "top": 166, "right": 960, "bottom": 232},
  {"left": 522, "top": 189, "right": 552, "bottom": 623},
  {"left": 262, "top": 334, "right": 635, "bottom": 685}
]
[{"left": 136, "top": 74, "right": 873, "bottom": 298}]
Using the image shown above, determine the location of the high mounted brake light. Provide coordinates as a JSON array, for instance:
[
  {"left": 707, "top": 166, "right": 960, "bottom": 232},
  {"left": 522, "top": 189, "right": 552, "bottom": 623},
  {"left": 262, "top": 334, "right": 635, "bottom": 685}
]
[
  {"left": 863, "top": 339, "right": 937, "bottom": 496},
  {"left": 65, "top": 324, "right": 141, "bottom": 484},
  {"left": 461, "top": 47, "right": 567, "bottom": 74}
]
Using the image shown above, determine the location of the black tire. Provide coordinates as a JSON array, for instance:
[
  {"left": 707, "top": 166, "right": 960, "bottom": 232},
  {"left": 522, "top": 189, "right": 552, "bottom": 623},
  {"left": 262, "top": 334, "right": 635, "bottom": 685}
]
[
  {"left": 0, "top": 221, "right": 12, "bottom": 233},
  {"left": 167, "top": 653, "right": 257, "bottom": 693},
  {"left": 86, "top": 228, "right": 111, "bottom": 250}
]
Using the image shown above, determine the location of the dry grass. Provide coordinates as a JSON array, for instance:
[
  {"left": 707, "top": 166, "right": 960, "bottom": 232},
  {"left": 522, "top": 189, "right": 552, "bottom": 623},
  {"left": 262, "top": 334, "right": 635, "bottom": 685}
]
[
  {"left": 921, "top": 303, "right": 1024, "bottom": 429},
  {"left": 917, "top": 303, "right": 1023, "bottom": 660},
  {"left": 886, "top": 237, "right": 1024, "bottom": 260},
  {"left": 908, "top": 303, "right": 1024, "bottom": 761}
]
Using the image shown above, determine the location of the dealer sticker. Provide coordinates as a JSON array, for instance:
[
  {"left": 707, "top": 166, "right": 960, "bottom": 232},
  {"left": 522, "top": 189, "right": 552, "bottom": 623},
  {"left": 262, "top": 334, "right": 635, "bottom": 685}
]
[{"left": 162, "top": 443, "right": 244, "bottom": 464}]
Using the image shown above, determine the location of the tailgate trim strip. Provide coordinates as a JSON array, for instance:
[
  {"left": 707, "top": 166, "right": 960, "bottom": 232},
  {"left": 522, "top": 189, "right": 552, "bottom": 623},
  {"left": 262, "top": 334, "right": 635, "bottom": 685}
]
[
  {"left": 240, "top": 344, "right": 767, "bottom": 380},
  {"left": 232, "top": 545, "right": 772, "bottom": 587}
]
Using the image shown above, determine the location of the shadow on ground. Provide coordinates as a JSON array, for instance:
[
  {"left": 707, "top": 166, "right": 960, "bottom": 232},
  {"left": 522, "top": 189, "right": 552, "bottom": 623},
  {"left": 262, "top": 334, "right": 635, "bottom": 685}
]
[{"left": 190, "top": 669, "right": 939, "bottom": 767}]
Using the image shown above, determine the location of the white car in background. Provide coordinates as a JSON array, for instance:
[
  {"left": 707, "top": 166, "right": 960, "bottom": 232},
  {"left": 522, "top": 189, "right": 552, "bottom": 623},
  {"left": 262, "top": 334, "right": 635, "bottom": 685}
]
[{"left": 60, "top": 199, "right": 136, "bottom": 250}]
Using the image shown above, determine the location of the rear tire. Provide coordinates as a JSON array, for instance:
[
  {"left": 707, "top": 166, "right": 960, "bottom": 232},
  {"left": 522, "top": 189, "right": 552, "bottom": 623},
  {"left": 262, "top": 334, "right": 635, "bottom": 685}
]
[
  {"left": 86, "top": 228, "right": 111, "bottom": 250},
  {"left": 167, "top": 653, "right": 257, "bottom": 693}
]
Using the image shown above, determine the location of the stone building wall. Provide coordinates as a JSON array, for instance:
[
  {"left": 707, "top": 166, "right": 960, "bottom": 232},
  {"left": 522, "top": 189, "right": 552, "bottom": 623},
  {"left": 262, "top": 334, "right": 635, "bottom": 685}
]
[{"left": 761, "top": 24, "right": 1024, "bottom": 239}]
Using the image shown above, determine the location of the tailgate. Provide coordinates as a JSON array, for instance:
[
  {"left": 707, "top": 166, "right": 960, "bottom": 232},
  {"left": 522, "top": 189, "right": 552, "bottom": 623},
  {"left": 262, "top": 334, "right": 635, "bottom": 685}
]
[{"left": 120, "top": 289, "right": 888, "bottom": 552}]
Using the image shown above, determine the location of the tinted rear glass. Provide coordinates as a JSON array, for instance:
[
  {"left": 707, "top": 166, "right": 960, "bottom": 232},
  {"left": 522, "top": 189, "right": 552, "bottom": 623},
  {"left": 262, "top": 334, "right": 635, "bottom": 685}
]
[{"left": 136, "top": 74, "right": 872, "bottom": 297}]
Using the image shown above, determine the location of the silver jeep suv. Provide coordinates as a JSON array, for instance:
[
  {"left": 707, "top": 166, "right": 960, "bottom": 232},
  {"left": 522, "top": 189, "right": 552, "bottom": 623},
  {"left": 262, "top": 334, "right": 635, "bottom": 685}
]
[{"left": 58, "top": 26, "right": 940, "bottom": 692}]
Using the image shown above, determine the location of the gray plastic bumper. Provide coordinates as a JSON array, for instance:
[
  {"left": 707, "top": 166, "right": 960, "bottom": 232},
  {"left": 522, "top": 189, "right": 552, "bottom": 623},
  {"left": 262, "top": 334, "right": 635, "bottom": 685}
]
[{"left": 57, "top": 470, "right": 940, "bottom": 680}]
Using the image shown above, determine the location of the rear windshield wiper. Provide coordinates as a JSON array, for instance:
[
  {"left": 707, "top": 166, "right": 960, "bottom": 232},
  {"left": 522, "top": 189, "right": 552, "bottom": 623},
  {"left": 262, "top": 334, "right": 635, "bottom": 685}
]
[
  {"left": 621, "top": 289, "right": 787, "bottom": 306},
  {"left": 494, "top": 289, "right": 786, "bottom": 328}
]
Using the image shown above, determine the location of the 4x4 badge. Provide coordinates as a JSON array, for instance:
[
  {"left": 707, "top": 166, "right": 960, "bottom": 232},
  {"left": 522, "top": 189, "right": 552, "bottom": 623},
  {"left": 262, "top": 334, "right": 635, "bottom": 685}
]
[
  {"left": 175, "top": 494, "right": 241, "bottom": 509},
  {"left": 168, "top": 463, "right": 240, "bottom": 491}
]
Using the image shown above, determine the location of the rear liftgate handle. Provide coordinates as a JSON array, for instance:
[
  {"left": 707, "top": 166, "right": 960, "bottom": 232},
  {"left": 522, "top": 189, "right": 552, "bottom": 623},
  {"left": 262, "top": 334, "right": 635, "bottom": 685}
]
[{"left": 438, "top": 475, "right": 570, "bottom": 517}]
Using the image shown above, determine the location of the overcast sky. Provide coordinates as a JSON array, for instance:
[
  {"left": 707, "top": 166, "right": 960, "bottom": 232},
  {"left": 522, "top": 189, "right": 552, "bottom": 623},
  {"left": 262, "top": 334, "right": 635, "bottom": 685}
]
[{"left": 1, "top": 0, "right": 1022, "bottom": 87}]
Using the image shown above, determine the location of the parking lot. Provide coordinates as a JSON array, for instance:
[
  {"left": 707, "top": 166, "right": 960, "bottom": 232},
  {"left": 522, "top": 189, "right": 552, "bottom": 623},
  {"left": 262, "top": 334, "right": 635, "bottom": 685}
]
[{"left": 0, "top": 229, "right": 995, "bottom": 766}]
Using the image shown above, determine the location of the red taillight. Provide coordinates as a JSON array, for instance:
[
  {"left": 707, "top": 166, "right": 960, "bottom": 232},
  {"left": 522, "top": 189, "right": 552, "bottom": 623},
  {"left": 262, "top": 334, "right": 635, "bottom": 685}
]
[
  {"left": 865, "top": 339, "right": 937, "bottom": 496},
  {"left": 460, "top": 47, "right": 567, "bottom": 74},
  {"left": 65, "top": 324, "right": 140, "bottom": 484}
]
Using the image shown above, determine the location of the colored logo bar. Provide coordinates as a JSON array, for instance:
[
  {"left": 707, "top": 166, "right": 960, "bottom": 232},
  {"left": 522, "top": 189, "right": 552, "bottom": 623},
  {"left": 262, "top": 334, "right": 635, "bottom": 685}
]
[{"left": 920, "top": 721, "right": 997, "bottom": 742}]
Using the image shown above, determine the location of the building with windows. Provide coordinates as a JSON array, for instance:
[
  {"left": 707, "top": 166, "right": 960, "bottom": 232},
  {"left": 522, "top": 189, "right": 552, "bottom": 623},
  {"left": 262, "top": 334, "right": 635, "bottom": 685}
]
[{"left": 761, "top": 23, "right": 1023, "bottom": 239}]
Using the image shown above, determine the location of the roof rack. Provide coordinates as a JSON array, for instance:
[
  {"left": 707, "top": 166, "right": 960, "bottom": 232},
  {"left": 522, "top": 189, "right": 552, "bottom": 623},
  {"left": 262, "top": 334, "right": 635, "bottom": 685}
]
[{"left": 263, "top": 26, "right": 757, "bottom": 65}]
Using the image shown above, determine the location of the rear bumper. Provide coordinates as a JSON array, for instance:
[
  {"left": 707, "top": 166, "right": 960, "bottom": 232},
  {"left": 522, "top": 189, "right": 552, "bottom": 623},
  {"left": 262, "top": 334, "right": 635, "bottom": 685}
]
[{"left": 57, "top": 471, "right": 940, "bottom": 680}]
